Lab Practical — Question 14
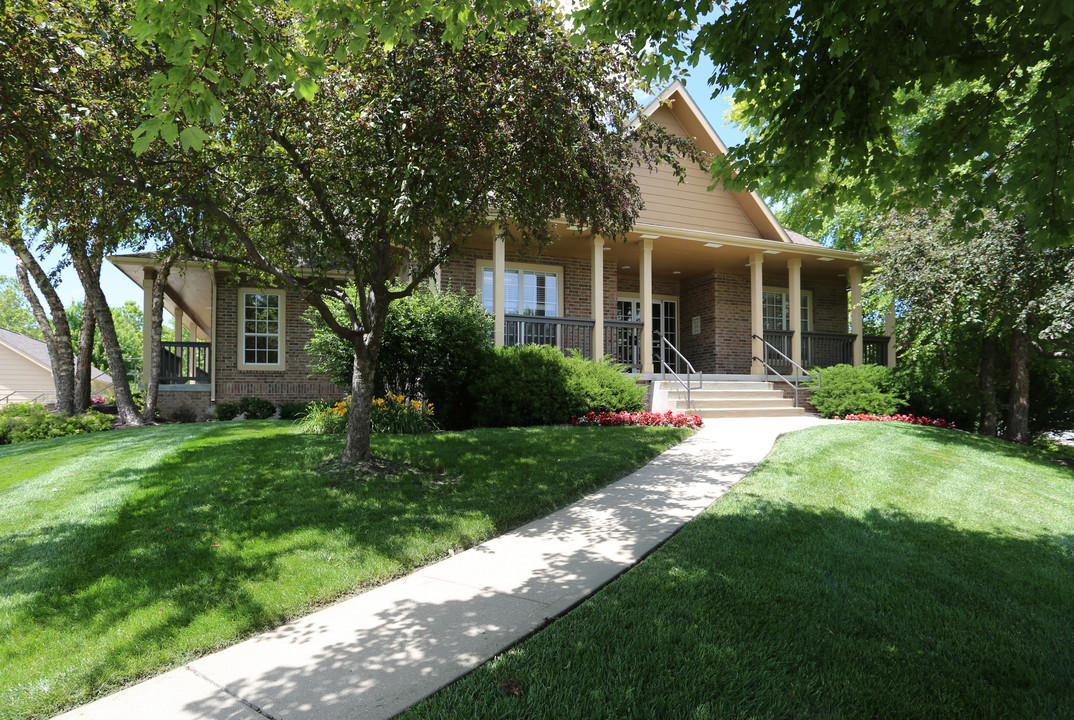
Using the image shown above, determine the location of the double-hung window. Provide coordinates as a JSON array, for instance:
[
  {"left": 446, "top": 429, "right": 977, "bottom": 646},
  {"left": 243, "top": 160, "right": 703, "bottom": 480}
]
[
  {"left": 481, "top": 267, "right": 559, "bottom": 317},
  {"left": 239, "top": 289, "right": 286, "bottom": 370},
  {"left": 762, "top": 289, "right": 811, "bottom": 332}
]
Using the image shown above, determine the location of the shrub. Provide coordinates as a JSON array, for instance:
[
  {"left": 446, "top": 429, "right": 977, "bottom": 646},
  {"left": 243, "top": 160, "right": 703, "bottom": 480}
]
[
  {"left": 298, "top": 394, "right": 435, "bottom": 435},
  {"left": 564, "top": 353, "right": 646, "bottom": 417},
  {"left": 214, "top": 401, "right": 241, "bottom": 421},
  {"left": 472, "top": 346, "right": 647, "bottom": 427},
  {"left": 807, "top": 364, "right": 906, "bottom": 419},
  {"left": 238, "top": 396, "right": 277, "bottom": 420},
  {"left": 0, "top": 403, "right": 113, "bottom": 444},
  {"left": 279, "top": 401, "right": 311, "bottom": 420},
  {"left": 170, "top": 407, "right": 199, "bottom": 424},
  {"left": 305, "top": 287, "right": 493, "bottom": 429}
]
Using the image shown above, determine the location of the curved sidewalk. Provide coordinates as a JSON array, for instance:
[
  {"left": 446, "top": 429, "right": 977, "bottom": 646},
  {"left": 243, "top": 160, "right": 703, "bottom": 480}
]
[{"left": 55, "top": 416, "right": 833, "bottom": 720}]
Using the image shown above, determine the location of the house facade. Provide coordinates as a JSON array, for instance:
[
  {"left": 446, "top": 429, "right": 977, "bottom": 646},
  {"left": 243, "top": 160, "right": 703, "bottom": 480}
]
[
  {"left": 0, "top": 327, "right": 113, "bottom": 405},
  {"left": 108, "top": 81, "right": 893, "bottom": 419}
]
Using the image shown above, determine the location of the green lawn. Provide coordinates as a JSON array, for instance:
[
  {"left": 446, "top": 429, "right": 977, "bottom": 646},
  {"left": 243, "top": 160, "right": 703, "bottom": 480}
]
[
  {"left": 0, "top": 421, "right": 691, "bottom": 720},
  {"left": 405, "top": 422, "right": 1074, "bottom": 720}
]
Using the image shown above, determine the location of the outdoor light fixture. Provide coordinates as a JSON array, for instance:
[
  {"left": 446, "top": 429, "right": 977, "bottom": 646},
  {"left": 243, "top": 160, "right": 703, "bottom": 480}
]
[
  {"left": 703, "top": 242, "right": 723, "bottom": 248},
  {"left": 817, "top": 257, "right": 835, "bottom": 262}
]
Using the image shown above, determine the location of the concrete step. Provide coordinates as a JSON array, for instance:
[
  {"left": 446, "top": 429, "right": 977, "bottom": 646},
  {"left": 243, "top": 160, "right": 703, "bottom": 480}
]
[
  {"left": 671, "top": 397, "right": 795, "bottom": 410},
  {"left": 667, "top": 389, "right": 782, "bottom": 401},
  {"left": 694, "top": 406, "right": 806, "bottom": 419}
]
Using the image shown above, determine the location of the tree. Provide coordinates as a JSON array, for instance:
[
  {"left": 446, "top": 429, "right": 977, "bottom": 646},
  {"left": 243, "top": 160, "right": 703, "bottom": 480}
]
[
  {"left": 152, "top": 10, "right": 697, "bottom": 463},
  {"left": 0, "top": 274, "right": 42, "bottom": 339},
  {"left": 872, "top": 205, "right": 1074, "bottom": 443},
  {"left": 67, "top": 300, "right": 145, "bottom": 380},
  {"left": 577, "top": 0, "right": 1074, "bottom": 250}
]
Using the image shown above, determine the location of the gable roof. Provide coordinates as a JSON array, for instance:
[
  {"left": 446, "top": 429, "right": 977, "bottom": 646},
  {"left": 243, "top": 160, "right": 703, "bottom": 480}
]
[
  {"left": 0, "top": 327, "right": 113, "bottom": 384},
  {"left": 637, "top": 80, "right": 796, "bottom": 245}
]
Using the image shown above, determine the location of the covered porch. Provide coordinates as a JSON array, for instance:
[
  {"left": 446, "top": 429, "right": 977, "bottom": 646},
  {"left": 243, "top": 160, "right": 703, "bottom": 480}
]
[{"left": 465, "top": 222, "right": 894, "bottom": 375}]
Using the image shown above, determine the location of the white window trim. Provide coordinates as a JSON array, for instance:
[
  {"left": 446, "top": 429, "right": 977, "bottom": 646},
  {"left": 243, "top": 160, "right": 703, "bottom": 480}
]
[
  {"left": 762, "top": 286, "right": 813, "bottom": 332},
  {"left": 237, "top": 287, "right": 287, "bottom": 371},
  {"left": 615, "top": 292, "right": 680, "bottom": 304},
  {"left": 476, "top": 260, "right": 565, "bottom": 317}
]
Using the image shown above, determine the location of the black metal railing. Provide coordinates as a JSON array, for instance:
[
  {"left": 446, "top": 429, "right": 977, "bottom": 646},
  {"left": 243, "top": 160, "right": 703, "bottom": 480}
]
[
  {"left": 161, "top": 341, "right": 212, "bottom": 384},
  {"left": 503, "top": 315, "right": 594, "bottom": 358},
  {"left": 863, "top": 335, "right": 890, "bottom": 366},
  {"left": 802, "top": 332, "right": 855, "bottom": 368},
  {"left": 761, "top": 330, "right": 794, "bottom": 370},
  {"left": 604, "top": 320, "right": 643, "bottom": 371},
  {"left": 752, "top": 333, "right": 815, "bottom": 407}
]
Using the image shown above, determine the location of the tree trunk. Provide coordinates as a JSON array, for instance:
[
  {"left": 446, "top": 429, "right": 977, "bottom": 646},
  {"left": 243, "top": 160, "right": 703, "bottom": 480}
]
[
  {"left": 342, "top": 352, "right": 376, "bottom": 463},
  {"left": 74, "top": 291, "right": 97, "bottom": 412},
  {"left": 978, "top": 334, "right": 999, "bottom": 436},
  {"left": 8, "top": 245, "right": 77, "bottom": 415},
  {"left": 1005, "top": 330, "right": 1030, "bottom": 444},
  {"left": 142, "top": 257, "right": 174, "bottom": 423},
  {"left": 69, "top": 245, "right": 143, "bottom": 426}
]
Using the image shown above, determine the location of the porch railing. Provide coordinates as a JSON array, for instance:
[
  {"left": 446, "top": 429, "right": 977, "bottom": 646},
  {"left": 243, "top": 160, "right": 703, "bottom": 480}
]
[
  {"left": 801, "top": 331, "right": 856, "bottom": 368},
  {"left": 863, "top": 335, "right": 890, "bottom": 366},
  {"left": 604, "top": 320, "right": 643, "bottom": 371},
  {"left": 504, "top": 315, "right": 593, "bottom": 357},
  {"left": 161, "top": 341, "right": 212, "bottom": 384},
  {"left": 752, "top": 334, "right": 815, "bottom": 407},
  {"left": 657, "top": 331, "right": 701, "bottom": 408}
]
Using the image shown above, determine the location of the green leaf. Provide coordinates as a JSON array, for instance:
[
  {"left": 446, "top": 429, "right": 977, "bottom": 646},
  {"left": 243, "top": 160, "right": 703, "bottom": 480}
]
[
  {"left": 160, "top": 120, "right": 179, "bottom": 145},
  {"left": 179, "top": 126, "right": 211, "bottom": 151},
  {"left": 295, "top": 77, "right": 319, "bottom": 101}
]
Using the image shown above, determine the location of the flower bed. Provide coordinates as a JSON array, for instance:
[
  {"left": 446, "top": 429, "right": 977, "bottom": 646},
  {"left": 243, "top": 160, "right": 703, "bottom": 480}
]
[
  {"left": 570, "top": 411, "right": 703, "bottom": 429},
  {"left": 837, "top": 413, "right": 956, "bottom": 429}
]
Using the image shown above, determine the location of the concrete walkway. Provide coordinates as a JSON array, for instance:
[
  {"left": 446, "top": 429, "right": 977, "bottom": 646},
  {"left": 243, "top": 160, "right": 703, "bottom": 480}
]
[{"left": 55, "top": 416, "right": 833, "bottom": 720}]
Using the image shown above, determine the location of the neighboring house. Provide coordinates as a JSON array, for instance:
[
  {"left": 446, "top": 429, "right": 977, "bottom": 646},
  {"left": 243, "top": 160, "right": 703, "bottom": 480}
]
[
  {"left": 0, "top": 327, "right": 113, "bottom": 405},
  {"left": 108, "top": 81, "right": 894, "bottom": 419}
]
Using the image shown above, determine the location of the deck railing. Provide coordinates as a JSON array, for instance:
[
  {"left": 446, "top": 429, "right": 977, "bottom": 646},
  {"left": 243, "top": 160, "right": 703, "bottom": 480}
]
[
  {"left": 161, "top": 341, "right": 212, "bottom": 384},
  {"left": 763, "top": 331, "right": 891, "bottom": 369},
  {"left": 863, "top": 335, "right": 890, "bottom": 366},
  {"left": 604, "top": 320, "right": 643, "bottom": 371},
  {"left": 503, "top": 315, "right": 593, "bottom": 357}
]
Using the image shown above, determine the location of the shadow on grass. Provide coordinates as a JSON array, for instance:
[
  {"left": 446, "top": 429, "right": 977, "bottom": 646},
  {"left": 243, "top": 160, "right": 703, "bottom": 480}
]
[
  {"left": 0, "top": 422, "right": 685, "bottom": 719},
  {"left": 391, "top": 499, "right": 1074, "bottom": 720}
]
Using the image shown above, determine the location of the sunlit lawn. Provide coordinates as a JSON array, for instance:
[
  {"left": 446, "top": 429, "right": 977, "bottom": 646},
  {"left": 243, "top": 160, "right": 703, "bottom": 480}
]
[
  {"left": 0, "top": 421, "right": 691, "bottom": 720},
  {"left": 406, "top": 422, "right": 1074, "bottom": 720}
]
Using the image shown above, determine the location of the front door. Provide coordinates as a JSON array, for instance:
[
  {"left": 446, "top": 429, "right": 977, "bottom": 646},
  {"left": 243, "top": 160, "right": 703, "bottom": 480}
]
[{"left": 616, "top": 298, "right": 679, "bottom": 372}]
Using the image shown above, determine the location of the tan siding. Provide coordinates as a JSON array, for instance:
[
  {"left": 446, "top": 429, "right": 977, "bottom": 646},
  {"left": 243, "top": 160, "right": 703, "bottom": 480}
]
[
  {"left": 637, "top": 107, "right": 760, "bottom": 237},
  {"left": 0, "top": 345, "right": 54, "bottom": 401}
]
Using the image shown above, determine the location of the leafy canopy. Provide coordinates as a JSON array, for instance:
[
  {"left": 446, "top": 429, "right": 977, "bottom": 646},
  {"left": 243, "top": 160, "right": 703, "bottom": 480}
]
[{"left": 578, "top": 0, "right": 1074, "bottom": 248}]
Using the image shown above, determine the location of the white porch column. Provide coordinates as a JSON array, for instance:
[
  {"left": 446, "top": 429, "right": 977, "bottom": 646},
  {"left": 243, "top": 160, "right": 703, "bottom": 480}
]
[
  {"left": 141, "top": 267, "right": 156, "bottom": 386},
  {"left": 788, "top": 258, "right": 802, "bottom": 372},
  {"left": 885, "top": 301, "right": 897, "bottom": 368},
  {"left": 640, "top": 236, "right": 654, "bottom": 373},
  {"left": 750, "top": 252, "right": 764, "bottom": 374},
  {"left": 492, "top": 226, "right": 505, "bottom": 347},
  {"left": 173, "top": 306, "right": 184, "bottom": 343},
  {"left": 849, "top": 265, "right": 864, "bottom": 366},
  {"left": 591, "top": 235, "right": 605, "bottom": 360}
]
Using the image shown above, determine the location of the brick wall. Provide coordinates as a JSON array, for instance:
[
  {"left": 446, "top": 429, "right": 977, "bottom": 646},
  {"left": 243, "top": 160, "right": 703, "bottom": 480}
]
[
  {"left": 213, "top": 276, "right": 342, "bottom": 404},
  {"left": 679, "top": 273, "right": 716, "bottom": 373},
  {"left": 157, "top": 388, "right": 213, "bottom": 421},
  {"left": 810, "top": 280, "right": 849, "bottom": 333}
]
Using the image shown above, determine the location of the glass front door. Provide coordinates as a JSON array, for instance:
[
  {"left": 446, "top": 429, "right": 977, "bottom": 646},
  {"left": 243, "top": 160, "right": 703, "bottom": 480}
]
[{"left": 616, "top": 298, "right": 679, "bottom": 372}]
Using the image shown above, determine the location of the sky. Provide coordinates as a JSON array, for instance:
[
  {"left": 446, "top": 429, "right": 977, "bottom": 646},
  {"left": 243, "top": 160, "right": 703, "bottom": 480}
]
[{"left": 0, "top": 62, "right": 745, "bottom": 314}]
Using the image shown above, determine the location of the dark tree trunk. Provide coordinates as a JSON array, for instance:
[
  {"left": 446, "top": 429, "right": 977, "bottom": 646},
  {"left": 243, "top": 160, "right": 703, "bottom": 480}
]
[
  {"left": 8, "top": 241, "right": 77, "bottom": 415},
  {"left": 69, "top": 244, "right": 143, "bottom": 426},
  {"left": 1005, "top": 330, "right": 1030, "bottom": 444},
  {"left": 342, "top": 352, "right": 376, "bottom": 463},
  {"left": 978, "top": 334, "right": 999, "bottom": 436},
  {"left": 74, "top": 290, "right": 97, "bottom": 412},
  {"left": 143, "top": 258, "right": 174, "bottom": 423}
]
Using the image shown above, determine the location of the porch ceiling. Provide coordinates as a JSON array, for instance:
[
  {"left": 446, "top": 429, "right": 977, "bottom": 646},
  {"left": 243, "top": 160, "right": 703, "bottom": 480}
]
[
  {"left": 108, "top": 255, "right": 214, "bottom": 334},
  {"left": 467, "top": 223, "right": 861, "bottom": 284}
]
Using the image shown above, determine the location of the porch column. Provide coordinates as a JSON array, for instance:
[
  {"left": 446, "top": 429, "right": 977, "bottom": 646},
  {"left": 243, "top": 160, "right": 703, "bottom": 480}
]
[
  {"left": 141, "top": 267, "right": 156, "bottom": 387},
  {"left": 885, "top": 301, "right": 897, "bottom": 368},
  {"left": 849, "top": 264, "right": 864, "bottom": 366},
  {"left": 591, "top": 235, "right": 605, "bottom": 360},
  {"left": 640, "top": 236, "right": 654, "bottom": 373},
  {"left": 492, "top": 225, "right": 505, "bottom": 347},
  {"left": 173, "top": 307, "right": 184, "bottom": 343},
  {"left": 788, "top": 257, "right": 802, "bottom": 372},
  {"left": 750, "top": 252, "right": 764, "bottom": 374}
]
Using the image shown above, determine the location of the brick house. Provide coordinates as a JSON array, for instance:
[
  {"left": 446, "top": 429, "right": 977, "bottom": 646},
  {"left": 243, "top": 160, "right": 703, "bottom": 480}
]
[{"left": 108, "top": 81, "right": 892, "bottom": 419}]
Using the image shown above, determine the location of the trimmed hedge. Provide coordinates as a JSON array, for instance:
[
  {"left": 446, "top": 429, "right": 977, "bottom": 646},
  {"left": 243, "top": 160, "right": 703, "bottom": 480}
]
[
  {"left": 807, "top": 364, "right": 906, "bottom": 419},
  {"left": 472, "top": 346, "right": 645, "bottom": 427}
]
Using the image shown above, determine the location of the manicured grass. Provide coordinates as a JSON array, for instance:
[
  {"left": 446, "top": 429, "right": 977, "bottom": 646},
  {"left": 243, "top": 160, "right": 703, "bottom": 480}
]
[
  {"left": 405, "top": 422, "right": 1074, "bottom": 720},
  {"left": 0, "top": 421, "right": 691, "bottom": 720}
]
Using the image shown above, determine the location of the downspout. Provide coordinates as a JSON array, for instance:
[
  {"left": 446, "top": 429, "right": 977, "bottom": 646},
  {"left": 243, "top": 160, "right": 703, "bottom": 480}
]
[{"left": 210, "top": 271, "right": 217, "bottom": 404}]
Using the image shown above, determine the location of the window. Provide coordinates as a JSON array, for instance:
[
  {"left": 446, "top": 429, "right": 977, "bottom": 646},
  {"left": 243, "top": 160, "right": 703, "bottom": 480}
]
[
  {"left": 238, "top": 289, "right": 286, "bottom": 369},
  {"left": 480, "top": 265, "right": 560, "bottom": 317},
  {"left": 762, "top": 289, "right": 811, "bottom": 332}
]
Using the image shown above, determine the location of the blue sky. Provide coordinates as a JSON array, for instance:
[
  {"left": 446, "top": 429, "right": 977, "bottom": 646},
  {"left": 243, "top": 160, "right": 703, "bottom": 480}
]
[{"left": 0, "top": 72, "right": 745, "bottom": 311}]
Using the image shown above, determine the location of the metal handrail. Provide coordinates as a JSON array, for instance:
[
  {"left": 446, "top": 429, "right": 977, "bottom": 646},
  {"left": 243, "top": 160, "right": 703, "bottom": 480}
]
[
  {"left": 752, "top": 333, "right": 817, "bottom": 408},
  {"left": 657, "top": 331, "right": 701, "bottom": 409}
]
